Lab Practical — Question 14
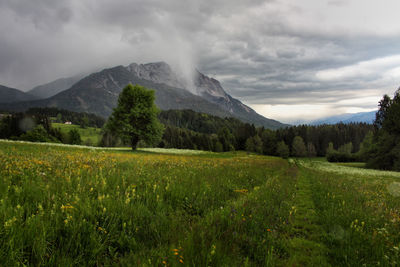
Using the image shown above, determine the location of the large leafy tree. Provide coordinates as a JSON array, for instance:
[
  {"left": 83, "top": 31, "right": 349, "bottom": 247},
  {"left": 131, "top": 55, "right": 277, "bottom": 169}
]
[{"left": 106, "top": 84, "right": 164, "bottom": 150}]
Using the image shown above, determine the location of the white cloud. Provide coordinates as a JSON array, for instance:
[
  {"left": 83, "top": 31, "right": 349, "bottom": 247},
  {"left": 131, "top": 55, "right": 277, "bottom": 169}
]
[
  {"left": 251, "top": 104, "right": 337, "bottom": 124},
  {"left": 250, "top": 103, "right": 378, "bottom": 124},
  {"left": 316, "top": 55, "right": 400, "bottom": 82}
]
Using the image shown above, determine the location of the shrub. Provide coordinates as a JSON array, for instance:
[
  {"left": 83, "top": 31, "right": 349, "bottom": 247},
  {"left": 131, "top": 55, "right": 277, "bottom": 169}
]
[
  {"left": 19, "top": 125, "right": 59, "bottom": 143},
  {"left": 68, "top": 129, "right": 82, "bottom": 145}
]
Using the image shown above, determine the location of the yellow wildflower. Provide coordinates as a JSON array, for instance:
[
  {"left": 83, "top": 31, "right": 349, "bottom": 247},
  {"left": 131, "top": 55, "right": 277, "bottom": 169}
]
[
  {"left": 234, "top": 189, "right": 248, "bottom": 193},
  {"left": 61, "top": 204, "right": 74, "bottom": 211},
  {"left": 4, "top": 217, "right": 17, "bottom": 228}
]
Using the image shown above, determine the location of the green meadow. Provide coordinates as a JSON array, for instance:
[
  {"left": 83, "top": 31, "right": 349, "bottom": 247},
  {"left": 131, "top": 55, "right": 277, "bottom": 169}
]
[{"left": 1, "top": 140, "right": 400, "bottom": 266}]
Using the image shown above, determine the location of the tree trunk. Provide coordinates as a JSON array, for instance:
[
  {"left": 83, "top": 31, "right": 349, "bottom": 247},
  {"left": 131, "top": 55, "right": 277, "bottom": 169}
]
[{"left": 131, "top": 135, "right": 139, "bottom": 150}]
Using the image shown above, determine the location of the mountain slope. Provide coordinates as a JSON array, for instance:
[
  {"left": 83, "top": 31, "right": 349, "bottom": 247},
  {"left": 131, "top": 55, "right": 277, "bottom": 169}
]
[
  {"left": 0, "top": 66, "right": 244, "bottom": 120},
  {"left": 310, "top": 111, "right": 376, "bottom": 125},
  {"left": 0, "top": 85, "right": 38, "bottom": 103},
  {"left": 28, "top": 76, "right": 82, "bottom": 99},
  {"left": 0, "top": 62, "right": 287, "bottom": 129},
  {"left": 127, "top": 62, "right": 286, "bottom": 128}
]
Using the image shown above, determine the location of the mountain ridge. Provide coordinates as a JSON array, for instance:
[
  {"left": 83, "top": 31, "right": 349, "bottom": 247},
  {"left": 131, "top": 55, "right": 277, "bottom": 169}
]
[
  {"left": 28, "top": 76, "right": 83, "bottom": 99},
  {"left": 0, "top": 85, "right": 38, "bottom": 103},
  {"left": 309, "top": 111, "right": 377, "bottom": 125},
  {"left": 0, "top": 62, "right": 287, "bottom": 129}
]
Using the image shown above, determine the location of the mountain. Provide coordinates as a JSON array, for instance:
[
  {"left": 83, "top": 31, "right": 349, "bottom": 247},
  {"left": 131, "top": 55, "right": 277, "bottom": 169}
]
[
  {"left": 310, "top": 111, "right": 376, "bottom": 125},
  {"left": 28, "top": 76, "right": 82, "bottom": 99},
  {"left": 127, "top": 62, "right": 285, "bottom": 128},
  {"left": 0, "top": 62, "right": 287, "bottom": 129},
  {"left": 0, "top": 85, "right": 38, "bottom": 103}
]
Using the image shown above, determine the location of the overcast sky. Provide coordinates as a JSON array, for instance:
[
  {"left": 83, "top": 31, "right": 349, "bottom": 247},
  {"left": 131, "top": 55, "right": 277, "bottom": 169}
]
[{"left": 1, "top": 0, "right": 400, "bottom": 123}]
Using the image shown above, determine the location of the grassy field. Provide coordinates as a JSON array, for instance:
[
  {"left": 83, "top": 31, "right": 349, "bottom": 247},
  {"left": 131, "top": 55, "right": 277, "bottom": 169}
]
[
  {"left": 52, "top": 123, "right": 102, "bottom": 145},
  {"left": 1, "top": 141, "right": 400, "bottom": 266}
]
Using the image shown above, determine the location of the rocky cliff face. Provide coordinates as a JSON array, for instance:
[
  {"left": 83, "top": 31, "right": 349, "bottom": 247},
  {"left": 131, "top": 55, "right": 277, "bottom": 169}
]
[
  {"left": 123, "top": 62, "right": 284, "bottom": 128},
  {"left": 127, "top": 62, "right": 185, "bottom": 89},
  {"left": 194, "top": 71, "right": 230, "bottom": 100},
  {"left": 126, "top": 62, "right": 244, "bottom": 114}
]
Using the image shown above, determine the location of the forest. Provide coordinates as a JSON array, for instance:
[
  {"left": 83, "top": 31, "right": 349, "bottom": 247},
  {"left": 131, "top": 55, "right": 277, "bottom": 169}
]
[
  {"left": 0, "top": 107, "right": 373, "bottom": 156},
  {"left": 158, "top": 109, "right": 374, "bottom": 157}
]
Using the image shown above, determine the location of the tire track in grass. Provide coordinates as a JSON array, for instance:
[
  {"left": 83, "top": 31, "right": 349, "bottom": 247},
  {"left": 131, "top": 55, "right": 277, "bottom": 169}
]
[{"left": 285, "top": 160, "right": 330, "bottom": 266}]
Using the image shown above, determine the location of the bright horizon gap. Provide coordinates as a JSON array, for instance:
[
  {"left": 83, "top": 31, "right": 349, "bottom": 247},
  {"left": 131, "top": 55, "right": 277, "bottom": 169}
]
[{"left": 250, "top": 104, "right": 378, "bottom": 124}]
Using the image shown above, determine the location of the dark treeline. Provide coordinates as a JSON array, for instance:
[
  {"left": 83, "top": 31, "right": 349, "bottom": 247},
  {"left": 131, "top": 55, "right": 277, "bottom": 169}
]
[
  {"left": 1, "top": 107, "right": 374, "bottom": 158},
  {"left": 26, "top": 107, "right": 106, "bottom": 128},
  {"left": 0, "top": 109, "right": 89, "bottom": 145},
  {"left": 159, "top": 109, "right": 245, "bottom": 135},
  {"left": 275, "top": 123, "right": 373, "bottom": 156},
  {"left": 158, "top": 109, "right": 257, "bottom": 152},
  {"left": 157, "top": 109, "right": 374, "bottom": 156},
  {"left": 160, "top": 125, "right": 218, "bottom": 151},
  {"left": 0, "top": 112, "right": 70, "bottom": 143}
]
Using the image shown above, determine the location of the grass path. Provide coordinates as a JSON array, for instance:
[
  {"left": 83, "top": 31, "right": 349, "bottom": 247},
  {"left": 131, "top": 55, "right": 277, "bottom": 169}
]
[{"left": 285, "top": 161, "right": 330, "bottom": 266}]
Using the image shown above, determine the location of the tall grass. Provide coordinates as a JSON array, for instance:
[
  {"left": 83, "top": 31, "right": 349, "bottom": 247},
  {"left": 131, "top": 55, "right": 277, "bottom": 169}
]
[
  {"left": 297, "top": 159, "right": 400, "bottom": 266},
  {"left": 1, "top": 141, "right": 400, "bottom": 265},
  {"left": 0, "top": 141, "right": 292, "bottom": 265}
]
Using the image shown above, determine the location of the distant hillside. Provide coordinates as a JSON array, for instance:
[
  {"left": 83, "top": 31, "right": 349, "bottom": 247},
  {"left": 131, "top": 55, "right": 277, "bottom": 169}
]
[
  {"left": 310, "top": 111, "right": 376, "bottom": 125},
  {"left": 0, "top": 85, "right": 38, "bottom": 103},
  {"left": 0, "top": 62, "right": 287, "bottom": 129},
  {"left": 28, "top": 76, "right": 82, "bottom": 99}
]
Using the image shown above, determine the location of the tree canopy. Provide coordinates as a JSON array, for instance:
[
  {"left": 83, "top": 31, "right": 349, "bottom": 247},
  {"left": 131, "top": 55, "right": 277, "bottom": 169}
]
[
  {"left": 292, "top": 136, "right": 307, "bottom": 157},
  {"left": 366, "top": 88, "right": 400, "bottom": 170},
  {"left": 276, "top": 141, "right": 289, "bottom": 159},
  {"left": 105, "top": 84, "right": 164, "bottom": 150}
]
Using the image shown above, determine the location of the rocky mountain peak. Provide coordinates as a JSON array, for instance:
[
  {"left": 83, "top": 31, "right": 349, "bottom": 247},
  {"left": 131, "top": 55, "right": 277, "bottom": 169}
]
[
  {"left": 126, "top": 62, "right": 185, "bottom": 89},
  {"left": 126, "top": 62, "right": 230, "bottom": 101},
  {"left": 194, "top": 71, "right": 229, "bottom": 100}
]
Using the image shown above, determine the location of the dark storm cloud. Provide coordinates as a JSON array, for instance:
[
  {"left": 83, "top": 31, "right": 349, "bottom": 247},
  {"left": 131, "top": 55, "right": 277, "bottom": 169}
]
[{"left": 0, "top": 0, "right": 400, "bottom": 121}]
